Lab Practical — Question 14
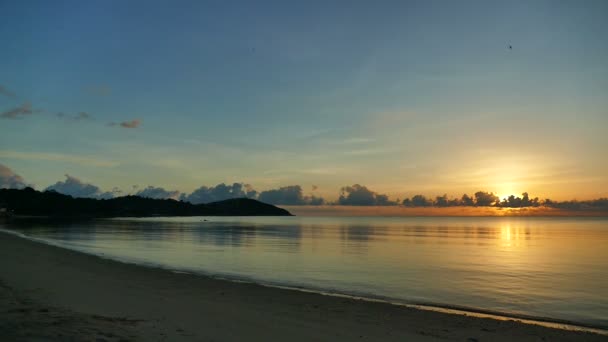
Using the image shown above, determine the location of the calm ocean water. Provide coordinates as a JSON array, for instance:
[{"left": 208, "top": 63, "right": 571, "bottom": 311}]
[{"left": 3, "top": 216, "right": 607, "bottom": 328}]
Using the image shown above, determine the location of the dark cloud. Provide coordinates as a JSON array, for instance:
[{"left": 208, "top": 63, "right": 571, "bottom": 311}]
[
  {"left": 244, "top": 184, "right": 257, "bottom": 198},
  {"left": 135, "top": 186, "right": 180, "bottom": 200},
  {"left": 108, "top": 119, "right": 141, "bottom": 128},
  {"left": 474, "top": 191, "right": 499, "bottom": 206},
  {"left": 258, "top": 185, "right": 325, "bottom": 205},
  {"left": 0, "top": 163, "right": 28, "bottom": 189},
  {"left": 258, "top": 185, "right": 306, "bottom": 205},
  {"left": 1, "top": 102, "right": 40, "bottom": 119},
  {"left": 181, "top": 183, "right": 255, "bottom": 204},
  {"left": 0, "top": 85, "right": 15, "bottom": 98},
  {"left": 338, "top": 184, "right": 395, "bottom": 206},
  {"left": 45, "top": 174, "right": 115, "bottom": 199}
]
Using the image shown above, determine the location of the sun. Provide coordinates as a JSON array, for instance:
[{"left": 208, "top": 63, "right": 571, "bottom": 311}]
[
  {"left": 487, "top": 161, "right": 529, "bottom": 200},
  {"left": 495, "top": 182, "right": 520, "bottom": 201}
]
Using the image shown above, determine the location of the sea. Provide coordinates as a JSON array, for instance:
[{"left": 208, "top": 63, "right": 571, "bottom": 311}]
[{"left": 2, "top": 216, "right": 607, "bottom": 329}]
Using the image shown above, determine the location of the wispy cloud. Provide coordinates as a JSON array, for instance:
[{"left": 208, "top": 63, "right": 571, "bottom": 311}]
[
  {"left": 56, "top": 111, "right": 93, "bottom": 121},
  {"left": 108, "top": 119, "right": 141, "bottom": 128},
  {"left": 1, "top": 102, "right": 41, "bottom": 119},
  {"left": 0, "top": 150, "right": 118, "bottom": 167},
  {"left": 0, "top": 85, "right": 15, "bottom": 98}
]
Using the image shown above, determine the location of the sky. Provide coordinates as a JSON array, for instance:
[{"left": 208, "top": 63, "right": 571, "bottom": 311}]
[{"left": 1, "top": 0, "right": 608, "bottom": 202}]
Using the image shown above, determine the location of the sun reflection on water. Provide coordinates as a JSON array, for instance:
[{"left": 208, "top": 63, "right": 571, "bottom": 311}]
[
  {"left": 501, "top": 224, "right": 512, "bottom": 246},
  {"left": 499, "top": 223, "right": 528, "bottom": 248}
]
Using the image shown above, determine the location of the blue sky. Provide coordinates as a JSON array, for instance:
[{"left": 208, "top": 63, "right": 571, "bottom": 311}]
[{"left": 1, "top": 0, "right": 607, "bottom": 201}]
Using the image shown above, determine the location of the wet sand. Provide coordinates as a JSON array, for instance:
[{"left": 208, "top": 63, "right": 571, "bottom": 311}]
[{"left": 0, "top": 231, "right": 605, "bottom": 341}]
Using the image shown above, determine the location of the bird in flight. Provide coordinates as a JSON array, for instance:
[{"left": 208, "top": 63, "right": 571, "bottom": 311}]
[{"left": 509, "top": 45, "right": 512, "bottom": 50}]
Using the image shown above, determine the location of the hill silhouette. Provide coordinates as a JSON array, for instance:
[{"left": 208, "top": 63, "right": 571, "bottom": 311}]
[{"left": 0, "top": 188, "right": 292, "bottom": 217}]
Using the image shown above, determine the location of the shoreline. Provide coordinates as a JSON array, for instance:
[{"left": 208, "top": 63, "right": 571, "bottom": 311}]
[
  {"left": 3, "top": 227, "right": 606, "bottom": 333},
  {"left": 1, "top": 230, "right": 606, "bottom": 341}
]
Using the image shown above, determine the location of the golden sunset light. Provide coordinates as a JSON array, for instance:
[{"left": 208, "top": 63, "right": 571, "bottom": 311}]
[{"left": 1, "top": 1, "right": 607, "bottom": 341}]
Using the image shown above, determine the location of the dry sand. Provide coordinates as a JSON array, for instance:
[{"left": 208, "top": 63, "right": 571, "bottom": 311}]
[{"left": 0, "top": 231, "right": 605, "bottom": 341}]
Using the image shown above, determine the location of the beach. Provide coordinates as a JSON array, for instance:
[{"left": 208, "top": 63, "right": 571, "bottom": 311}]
[{"left": 0, "top": 231, "right": 605, "bottom": 341}]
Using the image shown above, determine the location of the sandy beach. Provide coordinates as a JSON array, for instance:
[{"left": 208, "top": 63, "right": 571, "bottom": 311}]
[{"left": 0, "top": 231, "right": 605, "bottom": 342}]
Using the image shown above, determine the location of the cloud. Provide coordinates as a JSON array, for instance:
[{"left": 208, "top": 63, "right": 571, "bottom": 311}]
[
  {"left": 338, "top": 184, "right": 395, "bottom": 206},
  {"left": 181, "top": 183, "right": 256, "bottom": 204},
  {"left": 45, "top": 174, "right": 116, "bottom": 199},
  {"left": 1, "top": 102, "right": 39, "bottom": 119},
  {"left": 0, "top": 163, "right": 28, "bottom": 189},
  {"left": 108, "top": 119, "right": 141, "bottom": 128},
  {"left": 135, "top": 186, "right": 181, "bottom": 200},
  {"left": 258, "top": 185, "right": 306, "bottom": 205},
  {"left": 258, "top": 185, "right": 325, "bottom": 205},
  {"left": 0, "top": 150, "right": 118, "bottom": 167},
  {"left": 0, "top": 85, "right": 15, "bottom": 98},
  {"left": 120, "top": 119, "right": 140, "bottom": 128},
  {"left": 57, "top": 111, "right": 93, "bottom": 121}
]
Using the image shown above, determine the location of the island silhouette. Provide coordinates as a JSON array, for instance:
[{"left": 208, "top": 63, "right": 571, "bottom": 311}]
[{"left": 0, "top": 187, "right": 292, "bottom": 217}]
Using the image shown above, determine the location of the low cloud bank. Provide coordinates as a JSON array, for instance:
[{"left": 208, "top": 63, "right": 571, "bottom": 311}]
[
  {"left": 45, "top": 175, "right": 117, "bottom": 199},
  {"left": 258, "top": 185, "right": 324, "bottom": 205},
  {"left": 1, "top": 163, "right": 606, "bottom": 210},
  {"left": 338, "top": 184, "right": 395, "bottom": 206},
  {"left": 180, "top": 183, "right": 257, "bottom": 204},
  {"left": 135, "top": 186, "right": 181, "bottom": 200}
]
